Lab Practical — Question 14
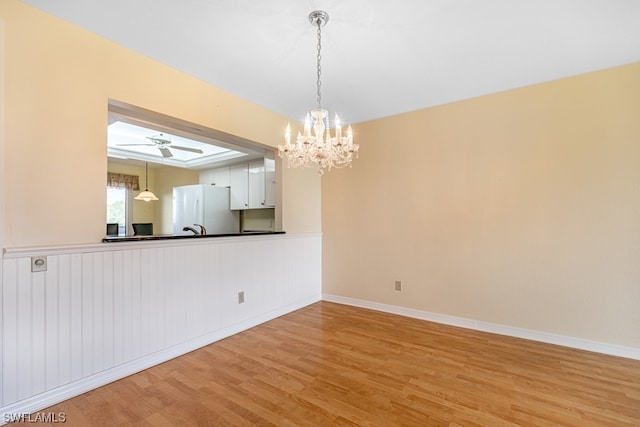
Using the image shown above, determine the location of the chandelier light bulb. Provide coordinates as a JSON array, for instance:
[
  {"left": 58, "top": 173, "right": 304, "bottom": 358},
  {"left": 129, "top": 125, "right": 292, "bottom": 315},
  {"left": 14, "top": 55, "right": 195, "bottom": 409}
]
[{"left": 285, "top": 123, "right": 291, "bottom": 145}]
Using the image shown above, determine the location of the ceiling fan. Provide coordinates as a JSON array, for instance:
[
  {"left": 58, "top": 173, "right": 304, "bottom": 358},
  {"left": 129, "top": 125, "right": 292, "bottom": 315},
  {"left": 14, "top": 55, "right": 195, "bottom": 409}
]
[{"left": 117, "top": 133, "right": 204, "bottom": 158}]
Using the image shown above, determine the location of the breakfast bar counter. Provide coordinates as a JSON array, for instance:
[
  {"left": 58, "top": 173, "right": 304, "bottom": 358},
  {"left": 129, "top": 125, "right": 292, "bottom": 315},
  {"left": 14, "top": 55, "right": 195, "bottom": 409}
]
[{"left": 102, "top": 231, "right": 285, "bottom": 243}]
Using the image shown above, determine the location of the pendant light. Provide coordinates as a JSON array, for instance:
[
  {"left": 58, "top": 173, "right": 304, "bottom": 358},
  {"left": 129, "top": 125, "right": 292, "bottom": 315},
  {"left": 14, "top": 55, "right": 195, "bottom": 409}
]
[{"left": 135, "top": 162, "right": 159, "bottom": 201}]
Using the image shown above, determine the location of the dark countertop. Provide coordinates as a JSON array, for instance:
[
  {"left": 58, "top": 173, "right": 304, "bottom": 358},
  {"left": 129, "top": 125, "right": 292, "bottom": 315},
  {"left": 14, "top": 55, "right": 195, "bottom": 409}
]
[{"left": 102, "top": 231, "right": 285, "bottom": 243}]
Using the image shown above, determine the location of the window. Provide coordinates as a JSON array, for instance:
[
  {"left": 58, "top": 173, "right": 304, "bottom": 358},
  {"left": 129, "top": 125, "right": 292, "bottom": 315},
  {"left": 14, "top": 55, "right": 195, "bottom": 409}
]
[{"left": 106, "top": 186, "right": 130, "bottom": 236}]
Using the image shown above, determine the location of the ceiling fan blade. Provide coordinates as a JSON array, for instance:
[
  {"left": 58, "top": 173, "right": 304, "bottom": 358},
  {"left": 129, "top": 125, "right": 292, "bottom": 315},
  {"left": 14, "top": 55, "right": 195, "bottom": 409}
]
[
  {"left": 171, "top": 145, "right": 204, "bottom": 154},
  {"left": 116, "top": 143, "right": 155, "bottom": 146},
  {"left": 158, "top": 147, "right": 173, "bottom": 158}
]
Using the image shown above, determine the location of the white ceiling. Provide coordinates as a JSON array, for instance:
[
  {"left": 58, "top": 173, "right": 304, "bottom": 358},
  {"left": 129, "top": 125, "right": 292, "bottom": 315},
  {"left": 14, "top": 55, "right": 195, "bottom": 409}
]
[{"left": 23, "top": 0, "right": 640, "bottom": 125}]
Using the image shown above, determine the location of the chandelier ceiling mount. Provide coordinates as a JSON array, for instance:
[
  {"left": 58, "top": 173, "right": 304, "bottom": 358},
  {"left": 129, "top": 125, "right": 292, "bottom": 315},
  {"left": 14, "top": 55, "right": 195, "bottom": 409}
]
[{"left": 308, "top": 10, "right": 329, "bottom": 28}]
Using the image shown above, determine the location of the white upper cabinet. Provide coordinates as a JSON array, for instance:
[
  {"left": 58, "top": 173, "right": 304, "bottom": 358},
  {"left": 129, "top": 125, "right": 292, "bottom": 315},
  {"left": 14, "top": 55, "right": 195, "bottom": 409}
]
[
  {"left": 229, "top": 163, "right": 249, "bottom": 209},
  {"left": 228, "top": 158, "right": 275, "bottom": 210},
  {"left": 264, "top": 157, "right": 276, "bottom": 208},
  {"left": 248, "top": 160, "right": 265, "bottom": 209},
  {"left": 199, "top": 166, "right": 230, "bottom": 187}
]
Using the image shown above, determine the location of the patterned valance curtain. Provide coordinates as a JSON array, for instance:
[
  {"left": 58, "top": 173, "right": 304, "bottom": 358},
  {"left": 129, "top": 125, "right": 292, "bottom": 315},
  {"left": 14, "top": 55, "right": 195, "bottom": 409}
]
[{"left": 107, "top": 172, "right": 140, "bottom": 191}]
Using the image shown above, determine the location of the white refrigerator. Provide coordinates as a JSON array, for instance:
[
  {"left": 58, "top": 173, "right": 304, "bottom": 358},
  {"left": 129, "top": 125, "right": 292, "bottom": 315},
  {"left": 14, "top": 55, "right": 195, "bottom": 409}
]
[{"left": 173, "top": 184, "right": 239, "bottom": 235}]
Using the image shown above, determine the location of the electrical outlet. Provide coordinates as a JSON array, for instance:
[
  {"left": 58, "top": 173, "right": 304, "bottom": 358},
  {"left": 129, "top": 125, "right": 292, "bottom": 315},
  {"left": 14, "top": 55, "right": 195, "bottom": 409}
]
[
  {"left": 238, "top": 291, "right": 245, "bottom": 304},
  {"left": 394, "top": 280, "right": 402, "bottom": 291}
]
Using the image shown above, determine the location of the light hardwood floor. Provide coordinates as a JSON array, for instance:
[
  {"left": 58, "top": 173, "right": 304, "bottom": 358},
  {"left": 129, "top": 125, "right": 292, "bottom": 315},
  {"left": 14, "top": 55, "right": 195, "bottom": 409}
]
[{"left": 39, "top": 301, "right": 640, "bottom": 426}]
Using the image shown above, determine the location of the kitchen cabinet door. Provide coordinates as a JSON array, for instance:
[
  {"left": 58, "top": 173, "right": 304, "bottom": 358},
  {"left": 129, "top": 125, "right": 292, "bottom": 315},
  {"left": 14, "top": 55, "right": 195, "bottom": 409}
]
[
  {"left": 248, "top": 159, "right": 266, "bottom": 208},
  {"left": 210, "top": 167, "right": 230, "bottom": 187},
  {"left": 199, "top": 166, "right": 230, "bottom": 187},
  {"left": 229, "top": 158, "right": 275, "bottom": 210},
  {"left": 229, "top": 163, "right": 248, "bottom": 209},
  {"left": 264, "top": 158, "right": 276, "bottom": 208}
]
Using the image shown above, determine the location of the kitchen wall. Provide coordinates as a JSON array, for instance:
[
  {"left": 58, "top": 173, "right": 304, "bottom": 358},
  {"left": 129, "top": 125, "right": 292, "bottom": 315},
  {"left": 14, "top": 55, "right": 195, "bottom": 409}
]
[
  {"left": 322, "top": 63, "right": 640, "bottom": 350},
  {"left": 242, "top": 209, "right": 276, "bottom": 232},
  {"left": 106, "top": 162, "right": 155, "bottom": 227},
  {"left": 0, "top": 0, "right": 320, "bottom": 248},
  {"left": 154, "top": 166, "right": 200, "bottom": 234}
]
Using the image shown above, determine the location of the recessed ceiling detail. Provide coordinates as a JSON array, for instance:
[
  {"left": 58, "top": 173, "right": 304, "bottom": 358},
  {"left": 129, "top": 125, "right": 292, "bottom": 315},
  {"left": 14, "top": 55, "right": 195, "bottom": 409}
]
[{"left": 107, "top": 121, "right": 248, "bottom": 169}]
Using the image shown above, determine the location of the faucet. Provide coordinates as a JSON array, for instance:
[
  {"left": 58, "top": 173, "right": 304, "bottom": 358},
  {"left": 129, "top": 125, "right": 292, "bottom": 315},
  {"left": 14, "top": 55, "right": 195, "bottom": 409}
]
[
  {"left": 194, "top": 223, "right": 207, "bottom": 235},
  {"left": 182, "top": 226, "right": 199, "bottom": 235}
]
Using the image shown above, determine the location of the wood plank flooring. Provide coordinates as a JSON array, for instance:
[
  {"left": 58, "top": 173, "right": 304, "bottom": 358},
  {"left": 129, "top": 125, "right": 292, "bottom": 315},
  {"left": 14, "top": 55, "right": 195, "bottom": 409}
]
[{"left": 39, "top": 302, "right": 640, "bottom": 426}]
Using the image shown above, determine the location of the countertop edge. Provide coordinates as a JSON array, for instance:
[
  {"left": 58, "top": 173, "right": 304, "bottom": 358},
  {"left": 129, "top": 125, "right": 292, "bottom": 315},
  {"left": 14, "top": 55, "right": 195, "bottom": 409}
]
[
  {"left": 3, "top": 232, "right": 325, "bottom": 259},
  {"left": 101, "top": 231, "right": 285, "bottom": 243}
]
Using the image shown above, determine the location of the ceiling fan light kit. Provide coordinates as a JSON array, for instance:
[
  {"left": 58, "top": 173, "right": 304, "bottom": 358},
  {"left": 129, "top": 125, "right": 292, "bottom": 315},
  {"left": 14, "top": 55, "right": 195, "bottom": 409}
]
[{"left": 278, "top": 10, "right": 359, "bottom": 175}]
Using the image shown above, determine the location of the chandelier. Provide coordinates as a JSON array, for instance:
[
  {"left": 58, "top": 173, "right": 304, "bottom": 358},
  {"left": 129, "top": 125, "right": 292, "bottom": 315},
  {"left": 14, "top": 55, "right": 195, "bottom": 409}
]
[{"left": 278, "top": 10, "right": 359, "bottom": 175}]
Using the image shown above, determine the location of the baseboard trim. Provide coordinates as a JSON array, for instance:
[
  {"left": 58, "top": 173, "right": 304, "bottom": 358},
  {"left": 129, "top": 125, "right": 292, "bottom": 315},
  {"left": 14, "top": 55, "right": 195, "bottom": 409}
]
[
  {"left": 0, "top": 295, "right": 321, "bottom": 425},
  {"left": 322, "top": 294, "right": 640, "bottom": 361}
]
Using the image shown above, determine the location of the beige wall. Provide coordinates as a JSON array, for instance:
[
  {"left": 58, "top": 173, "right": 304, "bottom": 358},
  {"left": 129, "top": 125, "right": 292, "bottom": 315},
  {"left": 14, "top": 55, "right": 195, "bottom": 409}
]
[
  {"left": 154, "top": 166, "right": 199, "bottom": 234},
  {"left": 323, "top": 63, "right": 640, "bottom": 349},
  {"left": 242, "top": 209, "right": 276, "bottom": 232},
  {"left": 280, "top": 165, "right": 322, "bottom": 234},
  {"left": 0, "top": 1, "right": 320, "bottom": 247}
]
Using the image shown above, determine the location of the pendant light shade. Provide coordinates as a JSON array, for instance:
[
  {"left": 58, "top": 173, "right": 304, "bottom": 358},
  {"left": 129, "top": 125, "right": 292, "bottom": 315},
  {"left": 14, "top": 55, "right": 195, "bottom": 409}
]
[
  {"left": 135, "top": 162, "right": 159, "bottom": 201},
  {"left": 135, "top": 189, "right": 159, "bottom": 202}
]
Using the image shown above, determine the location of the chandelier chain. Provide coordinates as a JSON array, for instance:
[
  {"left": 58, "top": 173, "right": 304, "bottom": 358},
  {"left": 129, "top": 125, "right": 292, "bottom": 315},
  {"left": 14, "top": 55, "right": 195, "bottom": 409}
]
[{"left": 316, "top": 19, "right": 322, "bottom": 109}]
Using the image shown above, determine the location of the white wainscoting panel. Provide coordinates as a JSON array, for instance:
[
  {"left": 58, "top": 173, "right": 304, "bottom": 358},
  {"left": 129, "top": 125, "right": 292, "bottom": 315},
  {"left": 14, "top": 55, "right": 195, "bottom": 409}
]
[{"left": 1, "top": 233, "right": 321, "bottom": 421}]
